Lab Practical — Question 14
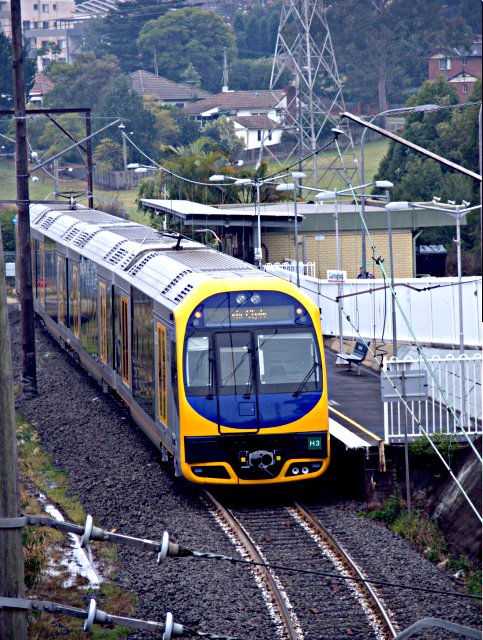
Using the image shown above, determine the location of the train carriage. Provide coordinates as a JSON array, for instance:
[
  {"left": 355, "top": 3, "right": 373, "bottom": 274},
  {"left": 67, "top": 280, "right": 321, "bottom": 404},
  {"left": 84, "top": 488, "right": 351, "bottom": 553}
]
[{"left": 29, "top": 202, "right": 330, "bottom": 485}]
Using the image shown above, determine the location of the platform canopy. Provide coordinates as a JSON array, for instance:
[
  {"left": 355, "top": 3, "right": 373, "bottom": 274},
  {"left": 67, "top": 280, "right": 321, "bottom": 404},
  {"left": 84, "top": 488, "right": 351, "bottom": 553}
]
[{"left": 140, "top": 199, "right": 303, "bottom": 228}]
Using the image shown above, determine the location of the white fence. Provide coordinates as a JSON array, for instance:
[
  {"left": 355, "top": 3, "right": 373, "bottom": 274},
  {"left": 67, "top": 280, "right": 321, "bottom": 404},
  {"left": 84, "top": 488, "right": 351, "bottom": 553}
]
[
  {"left": 382, "top": 353, "right": 482, "bottom": 443},
  {"left": 265, "top": 266, "right": 482, "bottom": 348}
]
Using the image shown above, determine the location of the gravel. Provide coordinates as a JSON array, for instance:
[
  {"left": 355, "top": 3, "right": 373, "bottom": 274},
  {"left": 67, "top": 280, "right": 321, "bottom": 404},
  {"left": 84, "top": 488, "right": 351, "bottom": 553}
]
[{"left": 9, "top": 303, "right": 482, "bottom": 640}]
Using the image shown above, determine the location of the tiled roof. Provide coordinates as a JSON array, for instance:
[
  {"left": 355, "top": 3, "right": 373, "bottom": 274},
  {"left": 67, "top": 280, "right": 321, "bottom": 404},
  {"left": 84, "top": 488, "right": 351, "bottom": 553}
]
[
  {"left": 130, "top": 70, "right": 212, "bottom": 102},
  {"left": 30, "top": 74, "right": 54, "bottom": 96},
  {"left": 183, "top": 90, "right": 287, "bottom": 115},
  {"left": 230, "top": 115, "right": 284, "bottom": 130}
]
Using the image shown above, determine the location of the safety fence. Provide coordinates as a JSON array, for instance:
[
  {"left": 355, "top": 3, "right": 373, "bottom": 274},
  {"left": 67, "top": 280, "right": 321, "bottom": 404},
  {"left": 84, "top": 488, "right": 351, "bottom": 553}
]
[
  {"left": 382, "top": 353, "right": 482, "bottom": 444},
  {"left": 264, "top": 267, "right": 482, "bottom": 348}
]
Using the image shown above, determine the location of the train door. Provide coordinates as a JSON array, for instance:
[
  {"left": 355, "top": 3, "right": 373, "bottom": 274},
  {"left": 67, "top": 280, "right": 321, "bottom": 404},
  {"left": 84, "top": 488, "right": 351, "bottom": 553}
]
[
  {"left": 214, "top": 332, "right": 259, "bottom": 432},
  {"left": 57, "top": 255, "right": 66, "bottom": 326},
  {"left": 99, "top": 281, "right": 108, "bottom": 364},
  {"left": 156, "top": 322, "right": 168, "bottom": 426},
  {"left": 69, "top": 262, "right": 80, "bottom": 338},
  {"left": 114, "top": 288, "right": 130, "bottom": 386}
]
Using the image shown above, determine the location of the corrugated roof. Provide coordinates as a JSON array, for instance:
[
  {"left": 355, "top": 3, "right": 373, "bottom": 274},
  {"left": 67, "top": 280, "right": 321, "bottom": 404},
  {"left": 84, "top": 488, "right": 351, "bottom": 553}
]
[
  {"left": 183, "top": 90, "right": 287, "bottom": 115},
  {"left": 75, "top": 0, "right": 116, "bottom": 14},
  {"left": 130, "top": 70, "right": 212, "bottom": 102}
]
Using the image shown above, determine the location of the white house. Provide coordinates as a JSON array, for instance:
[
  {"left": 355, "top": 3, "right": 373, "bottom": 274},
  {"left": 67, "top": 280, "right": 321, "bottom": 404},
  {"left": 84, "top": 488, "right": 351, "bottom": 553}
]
[{"left": 183, "top": 89, "right": 289, "bottom": 151}]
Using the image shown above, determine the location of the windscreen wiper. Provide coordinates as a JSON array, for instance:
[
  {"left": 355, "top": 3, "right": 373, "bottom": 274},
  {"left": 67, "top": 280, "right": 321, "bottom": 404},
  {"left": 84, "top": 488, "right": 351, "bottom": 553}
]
[{"left": 293, "top": 362, "right": 319, "bottom": 397}]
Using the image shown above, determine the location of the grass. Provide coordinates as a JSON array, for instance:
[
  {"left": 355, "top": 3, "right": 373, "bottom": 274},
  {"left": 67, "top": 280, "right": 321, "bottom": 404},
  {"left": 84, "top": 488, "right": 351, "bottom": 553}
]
[
  {"left": 366, "top": 495, "right": 481, "bottom": 598},
  {"left": 0, "top": 159, "right": 142, "bottom": 218},
  {"left": 16, "top": 416, "right": 137, "bottom": 639}
]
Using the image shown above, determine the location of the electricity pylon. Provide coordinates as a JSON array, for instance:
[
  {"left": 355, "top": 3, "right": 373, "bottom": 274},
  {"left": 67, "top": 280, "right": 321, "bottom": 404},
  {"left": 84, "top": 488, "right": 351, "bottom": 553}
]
[{"left": 269, "top": 0, "right": 357, "bottom": 189}]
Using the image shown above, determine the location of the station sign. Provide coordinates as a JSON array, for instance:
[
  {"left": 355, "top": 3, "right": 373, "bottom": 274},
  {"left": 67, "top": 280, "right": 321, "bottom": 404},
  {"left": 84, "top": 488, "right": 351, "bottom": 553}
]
[{"left": 327, "top": 269, "right": 346, "bottom": 282}]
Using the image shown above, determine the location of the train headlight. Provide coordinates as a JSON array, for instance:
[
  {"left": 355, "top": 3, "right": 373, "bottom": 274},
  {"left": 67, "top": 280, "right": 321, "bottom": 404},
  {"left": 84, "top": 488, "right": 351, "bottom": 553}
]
[
  {"left": 250, "top": 293, "right": 261, "bottom": 304},
  {"left": 236, "top": 293, "right": 247, "bottom": 305}
]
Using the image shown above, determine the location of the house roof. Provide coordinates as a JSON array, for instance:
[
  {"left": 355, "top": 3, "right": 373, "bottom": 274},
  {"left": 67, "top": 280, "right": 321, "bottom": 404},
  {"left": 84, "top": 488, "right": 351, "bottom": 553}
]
[
  {"left": 231, "top": 115, "right": 284, "bottom": 130},
  {"left": 183, "top": 90, "right": 287, "bottom": 116},
  {"left": 130, "top": 70, "right": 212, "bottom": 102},
  {"left": 428, "top": 36, "right": 482, "bottom": 59},
  {"left": 30, "top": 74, "right": 54, "bottom": 97}
]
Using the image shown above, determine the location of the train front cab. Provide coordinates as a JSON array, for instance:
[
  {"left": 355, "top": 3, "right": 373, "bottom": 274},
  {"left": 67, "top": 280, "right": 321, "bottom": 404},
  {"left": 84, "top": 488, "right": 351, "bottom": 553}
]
[{"left": 176, "top": 282, "right": 330, "bottom": 485}]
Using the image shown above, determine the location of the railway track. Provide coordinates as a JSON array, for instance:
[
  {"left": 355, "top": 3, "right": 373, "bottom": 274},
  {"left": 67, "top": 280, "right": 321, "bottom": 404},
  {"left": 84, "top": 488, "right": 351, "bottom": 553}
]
[{"left": 203, "top": 491, "right": 398, "bottom": 640}]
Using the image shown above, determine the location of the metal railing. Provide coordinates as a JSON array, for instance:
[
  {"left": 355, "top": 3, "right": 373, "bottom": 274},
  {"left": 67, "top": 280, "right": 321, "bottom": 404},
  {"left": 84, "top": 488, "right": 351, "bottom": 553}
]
[
  {"left": 264, "top": 261, "right": 315, "bottom": 278},
  {"left": 383, "top": 353, "right": 482, "bottom": 443}
]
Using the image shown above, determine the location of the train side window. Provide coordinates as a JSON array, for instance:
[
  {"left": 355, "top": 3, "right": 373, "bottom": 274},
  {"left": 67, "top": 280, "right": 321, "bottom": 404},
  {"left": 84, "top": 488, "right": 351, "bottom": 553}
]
[
  {"left": 72, "top": 264, "right": 80, "bottom": 338},
  {"left": 57, "top": 255, "right": 65, "bottom": 325},
  {"left": 121, "top": 295, "right": 130, "bottom": 385},
  {"left": 39, "top": 243, "right": 45, "bottom": 306},
  {"left": 99, "top": 281, "right": 107, "bottom": 363},
  {"left": 157, "top": 323, "right": 168, "bottom": 423}
]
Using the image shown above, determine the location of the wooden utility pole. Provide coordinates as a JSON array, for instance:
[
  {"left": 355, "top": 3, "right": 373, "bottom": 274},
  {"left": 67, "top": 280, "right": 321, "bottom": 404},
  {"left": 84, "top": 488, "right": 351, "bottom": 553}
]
[
  {"left": 0, "top": 232, "right": 28, "bottom": 640},
  {"left": 10, "top": 0, "right": 37, "bottom": 396}
]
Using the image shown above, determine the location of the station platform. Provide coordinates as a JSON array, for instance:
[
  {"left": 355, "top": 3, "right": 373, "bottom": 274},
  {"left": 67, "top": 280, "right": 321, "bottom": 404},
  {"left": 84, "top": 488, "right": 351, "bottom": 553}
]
[{"left": 324, "top": 343, "right": 385, "bottom": 451}]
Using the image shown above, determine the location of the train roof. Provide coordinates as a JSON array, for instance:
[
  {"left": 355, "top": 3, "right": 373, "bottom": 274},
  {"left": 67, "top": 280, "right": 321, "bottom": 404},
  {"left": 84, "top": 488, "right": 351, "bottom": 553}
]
[{"left": 30, "top": 203, "right": 274, "bottom": 307}]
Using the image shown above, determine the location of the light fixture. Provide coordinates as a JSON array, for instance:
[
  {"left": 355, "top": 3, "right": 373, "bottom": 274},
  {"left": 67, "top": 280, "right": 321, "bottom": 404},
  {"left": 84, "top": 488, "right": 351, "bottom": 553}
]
[
  {"left": 374, "top": 180, "right": 394, "bottom": 189},
  {"left": 331, "top": 127, "right": 344, "bottom": 138},
  {"left": 314, "top": 191, "right": 337, "bottom": 201},
  {"left": 127, "top": 163, "right": 140, "bottom": 169},
  {"left": 275, "top": 182, "right": 295, "bottom": 192},
  {"left": 384, "top": 201, "right": 412, "bottom": 211},
  {"left": 209, "top": 174, "right": 225, "bottom": 182}
]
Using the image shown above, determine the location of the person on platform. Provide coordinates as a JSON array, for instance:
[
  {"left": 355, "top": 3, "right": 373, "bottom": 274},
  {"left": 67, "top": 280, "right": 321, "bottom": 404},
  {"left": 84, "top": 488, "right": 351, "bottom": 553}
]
[{"left": 357, "top": 267, "right": 375, "bottom": 279}]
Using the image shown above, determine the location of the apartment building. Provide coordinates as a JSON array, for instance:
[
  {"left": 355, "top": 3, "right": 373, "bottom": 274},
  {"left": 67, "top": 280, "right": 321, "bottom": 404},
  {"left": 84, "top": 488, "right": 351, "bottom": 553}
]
[{"left": 0, "top": 0, "right": 84, "bottom": 68}]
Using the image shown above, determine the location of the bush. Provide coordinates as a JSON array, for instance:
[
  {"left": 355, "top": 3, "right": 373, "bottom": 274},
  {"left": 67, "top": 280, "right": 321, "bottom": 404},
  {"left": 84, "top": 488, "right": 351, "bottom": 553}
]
[{"left": 0, "top": 204, "right": 17, "bottom": 251}]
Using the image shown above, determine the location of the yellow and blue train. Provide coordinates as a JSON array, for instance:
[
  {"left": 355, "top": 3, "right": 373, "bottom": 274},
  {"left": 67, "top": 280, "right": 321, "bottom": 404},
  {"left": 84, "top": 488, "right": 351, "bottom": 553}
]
[{"left": 29, "top": 202, "right": 329, "bottom": 485}]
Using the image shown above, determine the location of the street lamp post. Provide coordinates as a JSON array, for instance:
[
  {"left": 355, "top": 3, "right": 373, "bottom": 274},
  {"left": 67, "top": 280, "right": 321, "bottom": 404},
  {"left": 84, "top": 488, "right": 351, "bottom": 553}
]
[
  {"left": 360, "top": 104, "right": 438, "bottom": 273},
  {"left": 119, "top": 123, "right": 127, "bottom": 172},
  {"left": 275, "top": 172, "right": 306, "bottom": 287}
]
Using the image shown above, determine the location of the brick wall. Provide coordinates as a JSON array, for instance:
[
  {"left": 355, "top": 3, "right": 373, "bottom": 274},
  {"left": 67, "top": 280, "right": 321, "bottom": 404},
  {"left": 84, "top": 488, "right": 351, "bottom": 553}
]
[{"left": 263, "top": 229, "right": 414, "bottom": 278}]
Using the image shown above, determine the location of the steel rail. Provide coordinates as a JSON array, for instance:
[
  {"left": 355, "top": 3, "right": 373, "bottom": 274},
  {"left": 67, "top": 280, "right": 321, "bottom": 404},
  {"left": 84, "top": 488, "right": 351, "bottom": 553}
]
[
  {"left": 202, "top": 490, "right": 299, "bottom": 640},
  {"left": 293, "top": 502, "right": 398, "bottom": 638}
]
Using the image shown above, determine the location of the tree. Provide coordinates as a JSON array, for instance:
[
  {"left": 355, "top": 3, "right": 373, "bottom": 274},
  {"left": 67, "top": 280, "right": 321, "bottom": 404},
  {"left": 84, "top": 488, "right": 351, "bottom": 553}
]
[
  {"left": 0, "top": 32, "right": 35, "bottom": 110},
  {"left": 45, "top": 53, "right": 122, "bottom": 110},
  {"left": 92, "top": 74, "right": 159, "bottom": 161},
  {"left": 82, "top": 0, "right": 187, "bottom": 73},
  {"left": 93, "top": 138, "right": 124, "bottom": 170},
  {"left": 375, "top": 77, "right": 481, "bottom": 273},
  {"left": 147, "top": 105, "right": 200, "bottom": 150},
  {"left": 137, "top": 8, "right": 236, "bottom": 93},
  {"left": 202, "top": 116, "right": 244, "bottom": 162},
  {"left": 328, "top": 0, "right": 474, "bottom": 110}
]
